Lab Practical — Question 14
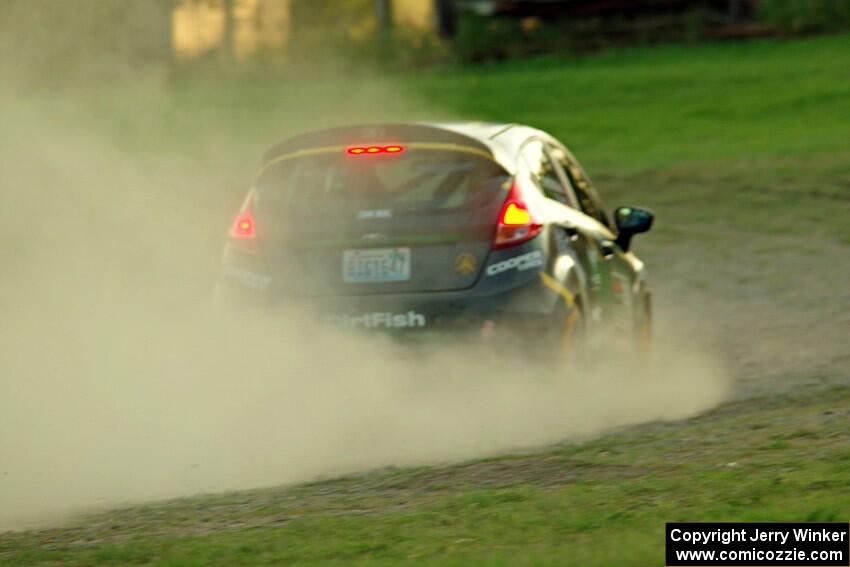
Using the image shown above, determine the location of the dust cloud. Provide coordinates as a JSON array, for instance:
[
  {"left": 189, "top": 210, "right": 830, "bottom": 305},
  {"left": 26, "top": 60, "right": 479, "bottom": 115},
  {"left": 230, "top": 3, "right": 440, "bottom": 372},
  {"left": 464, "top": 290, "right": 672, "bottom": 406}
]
[{"left": 0, "top": 76, "right": 729, "bottom": 532}]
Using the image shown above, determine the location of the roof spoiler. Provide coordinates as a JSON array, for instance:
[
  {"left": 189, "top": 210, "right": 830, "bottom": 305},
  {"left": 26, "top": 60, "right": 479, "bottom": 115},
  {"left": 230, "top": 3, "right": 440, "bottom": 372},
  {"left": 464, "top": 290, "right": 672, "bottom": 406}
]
[{"left": 262, "top": 123, "right": 492, "bottom": 166}]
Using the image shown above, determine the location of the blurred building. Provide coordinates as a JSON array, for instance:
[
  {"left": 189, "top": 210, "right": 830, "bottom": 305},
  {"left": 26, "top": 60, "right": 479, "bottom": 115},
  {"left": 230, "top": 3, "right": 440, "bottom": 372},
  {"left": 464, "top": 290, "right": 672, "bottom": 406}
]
[
  {"left": 171, "top": 0, "right": 451, "bottom": 61},
  {"left": 172, "top": 0, "right": 291, "bottom": 61},
  {"left": 170, "top": 0, "right": 773, "bottom": 62}
]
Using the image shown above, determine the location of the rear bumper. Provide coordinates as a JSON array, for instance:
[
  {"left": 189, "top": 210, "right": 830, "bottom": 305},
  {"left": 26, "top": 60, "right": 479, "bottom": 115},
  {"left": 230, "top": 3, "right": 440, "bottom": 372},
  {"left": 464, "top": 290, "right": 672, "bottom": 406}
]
[
  {"left": 219, "top": 239, "right": 568, "bottom": 334},
  {"left": 222, "top": 269, "right": 548, "bottom": 329},
  {"left": 318, "top": 274, "right": 547, "bottom": 330}
]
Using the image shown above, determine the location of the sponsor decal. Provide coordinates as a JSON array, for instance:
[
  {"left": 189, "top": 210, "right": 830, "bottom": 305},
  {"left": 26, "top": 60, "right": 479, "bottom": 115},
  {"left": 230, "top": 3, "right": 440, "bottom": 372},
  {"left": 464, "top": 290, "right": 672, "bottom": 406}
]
[
  {"left": 587, "top": 252, "right": 603, "bottom": 288},
  {"left": 223, "top": 265, "right": 272, "bottom": 290},
  {"left": 358, "top": 209, "right": 392, "bottom": 219},
  {"left": 612, "top": 274, "right": 632, "bottom": 306},
  {"left": 454, "top": 251, "right": 477, "bottom": 276},
  {"left": 612, "top": 278, "right": 624, "bottom": 294},
  {"left": 325, "top": 311, "right": 426, "bottom": 329},
  {"left": 486, "top": 250, "right": 544, "bottom": 276},
  {"left": 360, "top": 232, "right": 389, "bottom": 241}
]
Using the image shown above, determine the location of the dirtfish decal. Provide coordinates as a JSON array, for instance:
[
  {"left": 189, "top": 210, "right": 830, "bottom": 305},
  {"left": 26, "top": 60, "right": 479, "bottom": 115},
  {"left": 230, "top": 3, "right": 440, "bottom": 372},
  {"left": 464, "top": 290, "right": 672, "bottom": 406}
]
[
  {"left": 325, "top": 311, "right": 426, "bottom": 329},
  {"left": 223, "top": 265, "right": 272, "bottom": 290}
]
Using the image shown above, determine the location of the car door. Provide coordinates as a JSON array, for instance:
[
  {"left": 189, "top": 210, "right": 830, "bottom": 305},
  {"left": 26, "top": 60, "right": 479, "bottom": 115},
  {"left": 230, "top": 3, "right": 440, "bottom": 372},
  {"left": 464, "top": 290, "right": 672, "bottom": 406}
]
[
  {"left": 519, "top": 139, "right": 610, "bottom": 320},
  {"left": 547, "top": 143, "right": 637, "bottom": 334}
]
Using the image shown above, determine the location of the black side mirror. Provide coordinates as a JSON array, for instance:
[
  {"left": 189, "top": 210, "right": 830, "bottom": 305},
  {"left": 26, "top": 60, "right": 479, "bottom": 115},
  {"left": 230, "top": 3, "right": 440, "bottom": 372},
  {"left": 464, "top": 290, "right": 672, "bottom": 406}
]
[{"left": 614, "top": 206, "right": 654, "bottom": 252}]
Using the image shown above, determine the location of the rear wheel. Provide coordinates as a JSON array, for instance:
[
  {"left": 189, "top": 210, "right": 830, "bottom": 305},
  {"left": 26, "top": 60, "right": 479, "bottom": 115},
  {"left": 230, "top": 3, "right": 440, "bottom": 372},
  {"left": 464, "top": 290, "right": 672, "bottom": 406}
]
[
  {"left": 495, "top": 301, "right": 586, "bottom": 373},
  {"left": 634, "top": 292, "right": 652, "bottom": 355}
]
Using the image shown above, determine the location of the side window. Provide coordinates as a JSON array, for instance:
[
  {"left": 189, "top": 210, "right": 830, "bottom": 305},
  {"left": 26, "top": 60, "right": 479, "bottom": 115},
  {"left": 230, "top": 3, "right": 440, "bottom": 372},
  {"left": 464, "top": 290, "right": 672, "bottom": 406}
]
[
  {"left": 554, "top": 150, "right": 613, "bottom": 230},
  {"left": 545, "top": 145, "right": 580, "bottom": 209},
  {"left": 521, "top": 140, "right": 570, "bottom": 206}
]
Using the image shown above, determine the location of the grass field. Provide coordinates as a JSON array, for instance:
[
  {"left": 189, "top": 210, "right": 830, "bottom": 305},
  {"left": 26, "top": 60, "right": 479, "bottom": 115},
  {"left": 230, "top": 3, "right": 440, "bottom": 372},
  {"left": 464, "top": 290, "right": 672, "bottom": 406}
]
[
  {"left": 2, "top": 386, "right": 848, "bottom": 566},
  {"left": 55, "top": 32, "right": 850, "bottom": 242},
  {"left": 1, "top": 33, "right": 849, "bottom": 565}
]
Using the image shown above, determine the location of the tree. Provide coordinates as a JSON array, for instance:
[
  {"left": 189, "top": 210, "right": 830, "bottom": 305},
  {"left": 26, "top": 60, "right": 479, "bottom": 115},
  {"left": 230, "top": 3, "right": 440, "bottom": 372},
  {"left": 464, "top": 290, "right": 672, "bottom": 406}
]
[
  {"left": 435, "top": 0, "right": 458, "bottom": 38},
  {"left": 374, "top": 0, "right": 393, "bottom": 31},
  {"left": 221, "top": 0, "right": 236, "bottom": 63}
]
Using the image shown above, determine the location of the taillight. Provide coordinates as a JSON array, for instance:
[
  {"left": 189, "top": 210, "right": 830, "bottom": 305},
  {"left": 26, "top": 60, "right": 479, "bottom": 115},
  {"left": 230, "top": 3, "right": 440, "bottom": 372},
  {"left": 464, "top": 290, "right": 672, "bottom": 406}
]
[
  {"left": 492, "top": 182, "right": 542, "bottom": 249},
  {"left": 230, "top": 191, "right": 256, "bottom": 239}
]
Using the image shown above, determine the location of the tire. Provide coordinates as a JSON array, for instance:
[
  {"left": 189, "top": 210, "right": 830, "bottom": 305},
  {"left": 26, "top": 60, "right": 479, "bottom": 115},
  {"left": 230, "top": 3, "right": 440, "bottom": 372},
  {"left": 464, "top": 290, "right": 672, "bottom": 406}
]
[
  {"left": 634, "top": 292, "right": 652, "bottom": 356},
  {"left": 494, "top": 300, "right": 586, "bottom": 372},
  {"left": 554, "top": 299, "right": 587, "bottom": 373}
]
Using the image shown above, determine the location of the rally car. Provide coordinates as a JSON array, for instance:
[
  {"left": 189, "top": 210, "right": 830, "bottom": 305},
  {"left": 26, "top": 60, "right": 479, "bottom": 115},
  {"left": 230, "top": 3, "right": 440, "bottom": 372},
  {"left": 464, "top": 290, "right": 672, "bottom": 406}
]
[{"left": 219, "top": 122, "right": 653, "bottom": 359}]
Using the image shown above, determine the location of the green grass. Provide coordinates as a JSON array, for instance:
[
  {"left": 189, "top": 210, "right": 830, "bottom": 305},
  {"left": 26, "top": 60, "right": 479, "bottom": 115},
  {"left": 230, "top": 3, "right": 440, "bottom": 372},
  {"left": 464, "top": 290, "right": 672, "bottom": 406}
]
[
  {"left": 2, "top": 32, "right": 849, "bottom": 565},
  {"left": 38, "top": 32, "right": 848, "bottom": 241},
  {"left": 2, "top": 387, "right": 848, "bottom": 566},
  {"left": 164, "top": 32, "right": 850, "bottom": 174}
]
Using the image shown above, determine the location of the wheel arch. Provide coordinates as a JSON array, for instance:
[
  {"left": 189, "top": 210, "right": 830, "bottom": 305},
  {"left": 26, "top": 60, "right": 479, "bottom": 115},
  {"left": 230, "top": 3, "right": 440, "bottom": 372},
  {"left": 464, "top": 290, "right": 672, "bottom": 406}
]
[{"left": 544, "top": 253, "right": 587, "bottom": 315}]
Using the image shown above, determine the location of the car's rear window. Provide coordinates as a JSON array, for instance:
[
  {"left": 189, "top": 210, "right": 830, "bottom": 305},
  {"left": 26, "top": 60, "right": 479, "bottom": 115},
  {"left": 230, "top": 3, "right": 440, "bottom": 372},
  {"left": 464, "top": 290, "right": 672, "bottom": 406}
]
[{"left": 254, "top": 149, "right": 509, "bottom": 218}]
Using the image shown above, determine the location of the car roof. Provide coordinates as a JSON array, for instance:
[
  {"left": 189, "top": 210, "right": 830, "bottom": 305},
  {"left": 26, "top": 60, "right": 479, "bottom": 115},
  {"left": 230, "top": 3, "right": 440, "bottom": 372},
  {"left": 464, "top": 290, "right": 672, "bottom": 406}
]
[
  {"left": 428, "top": 121, "right": 559, "bottom": 171},
  {"left": 425, "top": 121, "right": 549, "bottom": 152},
  {"left": 427, "top": 121, "right": 514, "bottom": 141},
  {"left": 262, "top": 122, "right": 554, "bottom": 175}
]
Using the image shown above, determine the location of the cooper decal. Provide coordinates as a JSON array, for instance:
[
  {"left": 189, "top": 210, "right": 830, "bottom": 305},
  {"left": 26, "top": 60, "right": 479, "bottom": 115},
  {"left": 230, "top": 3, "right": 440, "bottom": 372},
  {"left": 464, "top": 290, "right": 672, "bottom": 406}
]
[{"left": 486, "top": 250, "right": 544, "bottom": 276}]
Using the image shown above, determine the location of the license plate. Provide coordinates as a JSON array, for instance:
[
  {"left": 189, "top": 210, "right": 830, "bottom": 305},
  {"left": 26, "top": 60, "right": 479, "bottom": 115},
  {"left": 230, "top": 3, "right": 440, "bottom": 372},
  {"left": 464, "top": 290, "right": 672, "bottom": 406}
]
[{"left": 343, "top": 247, "right": 410, "bottom": 283}]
